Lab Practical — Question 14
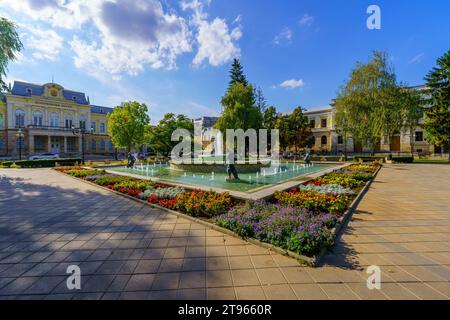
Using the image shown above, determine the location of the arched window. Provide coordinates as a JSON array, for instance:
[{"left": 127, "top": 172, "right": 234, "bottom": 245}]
[
  {"left": 50, "top": 112, "right": 59, "bottom": 127},
  {"left": 100, "top": 140, "right": 105, "bottom": 151},
  {"left": 15, "top": 109, "right": 25, "bottom": 127},
  {"left": 79, "top": 115, "right": 86, "bottom": 129},
  {"left": 65, "top": 114, "right": 73, "bottom": 128},
  {"left": 91, "top": 139, "right": 97, "bottom": 151},
  {"left": 33, "top": 111, "right": 43, "bottom": 127},
  {"left": 321, "top": 136, "right": 327, "bottom": 145}
]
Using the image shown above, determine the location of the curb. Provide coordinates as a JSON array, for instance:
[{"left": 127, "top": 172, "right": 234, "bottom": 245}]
[{"left": 54, "top": 165, "right": 381, "bottom": 267}]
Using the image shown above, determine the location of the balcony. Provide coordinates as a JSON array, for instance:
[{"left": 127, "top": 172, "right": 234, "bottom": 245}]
[{"left": 27, "top": 125, "right": 74, "bottom": 132}]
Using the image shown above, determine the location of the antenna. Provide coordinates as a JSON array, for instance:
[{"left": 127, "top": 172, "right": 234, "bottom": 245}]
[{"left": 51, "top": 75, "right": 54, "bottom": 83}]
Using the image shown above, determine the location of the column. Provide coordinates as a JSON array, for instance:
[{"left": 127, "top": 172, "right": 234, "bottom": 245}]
[
  {"left": 64, "top": 136, "right": 68, "bottom": 153},
  {"left": 28, "top": 133, "right": 34, "bottom": 155},
  {"left": 48, "top": 136, "right": 52, "bottom": 152},
  {"left": 79, "top": 136, "right": 83, "bottom": 154}
]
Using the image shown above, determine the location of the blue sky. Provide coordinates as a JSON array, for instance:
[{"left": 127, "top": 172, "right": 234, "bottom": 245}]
[{"left": 1, "top": 0, "right": 449, "bottom": 123}]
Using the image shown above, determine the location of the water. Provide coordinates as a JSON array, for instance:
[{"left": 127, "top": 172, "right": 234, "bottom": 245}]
[{"left": 108, "top": 162, "right": 333, "bottom": 193}]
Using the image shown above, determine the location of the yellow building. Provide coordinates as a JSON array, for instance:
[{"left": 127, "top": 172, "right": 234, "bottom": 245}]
[{"left": 0, "top": 81, "right": 114, "bottom": 158}]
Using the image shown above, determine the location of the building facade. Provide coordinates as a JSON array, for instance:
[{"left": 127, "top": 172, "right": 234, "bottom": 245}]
[{"left": 0, "top": 81, "right": 115, "bottom": 158}]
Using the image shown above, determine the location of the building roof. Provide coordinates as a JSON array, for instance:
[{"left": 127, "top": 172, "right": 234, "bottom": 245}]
[
  {"left": 91, "top": 105, "right": 114, "bottom": 115},
  {"left": 10, "top": 81, "right": 89, "bottom": 105}
]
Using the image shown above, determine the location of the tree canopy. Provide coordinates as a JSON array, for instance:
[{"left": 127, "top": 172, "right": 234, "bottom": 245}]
[
  {"left": 275, "top": 107, "right": 314, "bottom": 152},
  {"left": 0, "top": 17, "right": 23, "bottom": 92},
  {"left": 107, "top": 101, "right": 150, "bottom": 153},
  {"left": 146, "top": 113, "right": 194, "bottom": 156},
  {"left": 334, "top": 51, "right": 405, "bottom": 150},
  {"left": 423, "top": 50, "right": 450, "bottom": 149},
  {"left": 229, "top": 58, "right": 248, "bottom": 88}
]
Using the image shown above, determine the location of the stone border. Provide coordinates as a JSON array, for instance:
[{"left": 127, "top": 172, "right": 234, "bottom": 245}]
[{"left": 54, "top": 164, "right": 381, "bottom": 267}]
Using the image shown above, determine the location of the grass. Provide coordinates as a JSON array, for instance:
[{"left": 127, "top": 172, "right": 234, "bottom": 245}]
[{"left": 414, "top": 159, "right": 450, "bottom": 164}]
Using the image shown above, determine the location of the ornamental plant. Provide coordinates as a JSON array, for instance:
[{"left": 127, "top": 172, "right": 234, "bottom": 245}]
[
  {"left": 93, "top": 175, "right": 133, "bottom": 187},
  {"left": 215, "top": 201, "right": 337, "bottom": 256},
  {"left": 139, "top": 186, "right": 185, "bottom": 200},
  {"left": 176, "top": 190, "right": 233, "bottom": 218},
  {"left": 299, "top": 184, "right": 355, "bottom": 195},
  {"left": 274, "top": 190, "right": 348, "bottom": 215},
  {"left": 112, "top": 180, "right": 153, "bottom": 192},
  {"left": 313, "top": 172, "right": 372, "bottom": 189},
  {"left": 65, "top": 169, "right": 105, "bottom": 178}
]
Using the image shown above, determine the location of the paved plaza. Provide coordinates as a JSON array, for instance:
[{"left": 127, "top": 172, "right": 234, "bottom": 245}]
[{"left": 0, "top": 164, "right": 449, "bottom": 300}]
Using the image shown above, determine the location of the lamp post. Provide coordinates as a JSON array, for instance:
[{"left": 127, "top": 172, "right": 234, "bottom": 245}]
[
  {"left": 448, "top": 105, "right": 450, "bottom": 163},
  {"left": 72, "top": 126, "right": 93, "bottom": 165},
  {"left": 16, "top": 129, "right": 25, "bottom": 160}
]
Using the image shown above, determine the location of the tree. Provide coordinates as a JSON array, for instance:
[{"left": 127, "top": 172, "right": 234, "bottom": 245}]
[
  {"left": 107, "top": 101, "right": 150, "bottom": 153},
  {"left": 146, "top": 113, "right": 194, "bottom": 156},
  {"left": 274, "top": 107, "right": 314, "bottom": 152},
  {"left": 229, "top": 58, "right": 248, "bottom": 88},
  {"left": 400, "top": 87, "right": 425, "bottom": 155},
  {"left": 0, "top": 17, "right": 23, "bottom": 92},
  {"left": 214, "top": 83, "right": 263, "bottom": 132},
  {"left": 334, "top": 51, "right": 402, "bottom": 153},
  {"left": 423, "top": 50, "right": 450, "bottom": 159},
  {"left": 254, "top": 86, "right": 267, "bottom": 112},
  {"left": 263, "top": 106, "right": 278, "bottom": 130}
]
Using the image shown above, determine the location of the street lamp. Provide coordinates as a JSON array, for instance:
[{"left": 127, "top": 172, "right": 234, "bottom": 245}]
[
  {"left": 72, "top": 125, "right": 93, "bottom": 165},
  {"left": 16, "top": 129, "right": 25, "bottom": 160}
]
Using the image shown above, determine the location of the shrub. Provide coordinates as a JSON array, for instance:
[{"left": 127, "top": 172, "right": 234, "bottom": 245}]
[
  {"left": 392, "top": 156, "right": 414, "bottom": 163},
  {"left": 299, "top": 184, "right": 355, "bottom": 196},
  {"left": 93, "top": 175, "right": 132, "bottom": 186},
  {"left": 65, "top": 169, "right": 105, "bottom": 178},
  {"left": 274, "top": 190, "right": 349, "bottom": 215},
  {"left": 3, "top": 158, "right": 82, "bottom": 168},
  {"left": 113, "top": 180, "right": 153, "bottom": 192},
  {"left": 313, "top": 172, "right": 372, "bottom": 189},
  {"left": 176, "top": 190, "right": 233, "bottom": 218},
  {"left": 215, "top": 201, "right": 337, "bottom": 256},
  {"left": 345, "top": 164, "right": 378, "bottom": 173}
]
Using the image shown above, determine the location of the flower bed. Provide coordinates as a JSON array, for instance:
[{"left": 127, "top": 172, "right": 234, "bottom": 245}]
[{"left": 57, "top": 162, "right": 380, "bottom": 260}]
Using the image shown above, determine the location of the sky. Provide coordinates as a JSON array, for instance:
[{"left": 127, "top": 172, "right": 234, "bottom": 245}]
[{"left": 1, "top": 0, "right": 449, "bottom": 123}]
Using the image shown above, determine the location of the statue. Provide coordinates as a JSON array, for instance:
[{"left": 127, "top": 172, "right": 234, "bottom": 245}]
[
  {"left": 304, "top": 151, "right": 312, "bottom": 165},
  {"left": 126, "top": 152, "right": 136, "bottom": 168},
  {"left": 226, "top": 151, "right": 239, "bottom": 181}
]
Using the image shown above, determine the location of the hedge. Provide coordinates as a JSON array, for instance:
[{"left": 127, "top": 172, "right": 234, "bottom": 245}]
[
  {"left": 2, "top": 158, "right": 82, "bottom": 168},
  {"left": 392, "top": 156, "right": 414, "bottom": 163}
]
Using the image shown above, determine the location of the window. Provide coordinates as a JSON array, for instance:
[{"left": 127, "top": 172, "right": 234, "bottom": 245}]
[
  {"left": 310, "top": 120, "right": 315, "bottom": 129},
  {"left": 321, "top": 118, "right": 327, "bottom": 128},
  {"left": 91, "top": 121, "right": 96, "bottom": 133},
  {"left": 33, "top": 111, "right": 43, "bottom": 127},
  {"left": 100, "top": 140, "right": 105, "bottom": 151},
  {"left": 65, "top": 115, "right": 73, "bottom": 129},
  {"left": 91, "top": 139, "right": 96, "bottom": 151},
  {"left": 50, "top": 112, "right": 59, "bottom": 127},
  {"left": 415, "top": 131, "right": 424, "bottom": 142},
  {"left": 15, "top": 109, "right": 25, "bottom": 127},
  {"left": 100, "top": 122, "right": 105, "bottom": 134},
  {"left": 321, "top": 136, "right": 327, "bottom": 145},
  {"left": 79, "top": 115, "right": 86, "bottom": 130},
  {"left": 26, "top": 88, "right": 32, "bottom": 95},
  {"left": 0, "top": 112, "right": 4, "bottom": 129},
  {"left": 338, "top": 135, "right": 344, "bottom": 145}
]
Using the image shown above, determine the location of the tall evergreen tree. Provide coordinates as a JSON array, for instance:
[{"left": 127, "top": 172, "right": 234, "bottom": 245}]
[
  {"left": 0, "top": 17, "right": 23, "bottom": 93},
  {"left": 423, "top": 50, "right": 450, "bottom": 159},
  {"left": 229, "top": 58, "right": 248, "bottom": 88}
]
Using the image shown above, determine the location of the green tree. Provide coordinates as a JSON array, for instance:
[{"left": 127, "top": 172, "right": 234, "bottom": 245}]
[
  {"left": 0, "top": 17, "right": 23, "bottom": 92},
  {"left": 107, "top": 101, "right": 150, "bottom": 153},
  {"left": 214, "top": 83, "right": 263, "bottom": 132},
  {"left": 289, "top": 107, "right": 314, "bottom": 151},
  {"left": 423, "top": 50, "right": 450, "bottom": 159},
  {"left": 229, "top": 58, "right": 248, "bottom": 88},
  {"left": 263, "top": 106, "right": 278, "bottom": 130},
  {"left": 399, "top": 87, "right": 426, "bottom": 154},
  {"left": 334, "top": 51, "right": 402, "bottom": 153},
  {"left": 146, "top": 113, "right": 194, "bottom": 156}
]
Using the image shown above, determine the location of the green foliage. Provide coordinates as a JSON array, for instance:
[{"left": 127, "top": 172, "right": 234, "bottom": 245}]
[
  {"left": 229, "top": 58, "right": 248, "bottom": 88},
  {"left": 0, "top": 17, "right": 23, "bottom": 92},
  {"left": 65, "top": 169, "right": 105, "bottom": 177},
  {"left": 254, "top": 86, "right": 267, "bottom": 112},
  {"left": 93, "top": 175, "right": 133, "bottom": 186},
  {"left": 175, "top": 190, "right": 233, "bottom": 218},
  {"left": 214, "top": 83, "right": 263, "bottom": 132},
  {"left": 392, "top": 156, "right": 414, "bottom": 163},
  {"left": 2, "top": 158, "right": 81, "bottom": 168},
  {"left": 334, "top": 51, "right": 405, "bottom": 150},
  {"left": 146, "top": 113, "right": 194, "bottom": 156},
  {"left": 107, "top": 101, "right": 150, "bottom": 152},
  {"left": 275, "top": 107, "right": 314, "bottom": 151},
  {"left": 263, "top": 106, "right": 278, "bottom": 130},
  {"left": 423, "top": 50, "right": 450, "bottom": 148}
]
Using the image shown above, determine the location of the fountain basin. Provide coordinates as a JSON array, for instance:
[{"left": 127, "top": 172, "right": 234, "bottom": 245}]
[{"left": 169, "top": 161, "right": 271, "bottom": 174}]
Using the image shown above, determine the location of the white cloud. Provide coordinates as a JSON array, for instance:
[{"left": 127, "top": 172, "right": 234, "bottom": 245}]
[
  {"left": 0, "top": 0, "right": 242, "bottom": 78},
  {"left": 409, "top": 53, "right": 425, "bottom": 64},
  {"left": 182, "top": 0, "right": 242, "bottom": 66},
  {"left": 273, "top": 27, "right": 292, "bottom": 45},
  {"left": 23, "top": 27, "right": 64, "bottom": 61},
  {"left": 279, "top": 79, "right": 305, "bottom": 89},
  {"left": 299, "top": 14, "right": 314, "bottom": 27}
]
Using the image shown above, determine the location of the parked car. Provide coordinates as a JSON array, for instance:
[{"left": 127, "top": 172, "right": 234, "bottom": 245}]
[{"left": 28, "top": 153, "right": 60, "bottom": 160}]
